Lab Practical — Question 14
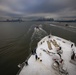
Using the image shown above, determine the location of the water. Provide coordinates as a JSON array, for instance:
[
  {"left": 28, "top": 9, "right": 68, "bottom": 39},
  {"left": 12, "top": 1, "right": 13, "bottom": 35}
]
[
  {"left": 0, "top": 22, "right": 76, "bottom": 75},
  {"left": 30, "top": 26, "right": 48, "bottom": 50}
]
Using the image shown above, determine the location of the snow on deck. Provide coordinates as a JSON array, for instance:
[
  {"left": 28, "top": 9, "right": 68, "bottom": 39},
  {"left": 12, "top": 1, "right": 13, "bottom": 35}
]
[{"left": 19, "top": 35, "right": 76, "bottom": 75}]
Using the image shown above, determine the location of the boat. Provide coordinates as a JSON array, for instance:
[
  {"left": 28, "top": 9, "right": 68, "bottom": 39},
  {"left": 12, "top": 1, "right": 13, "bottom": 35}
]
[{"left": 17, "top": 26, "right": 76, "bottom": 75}]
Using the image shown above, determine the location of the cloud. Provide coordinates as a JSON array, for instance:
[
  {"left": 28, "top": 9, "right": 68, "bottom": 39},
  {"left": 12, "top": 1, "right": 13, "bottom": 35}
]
[{"left": 0, "top": 0, "right": 76, "bottom": 19}]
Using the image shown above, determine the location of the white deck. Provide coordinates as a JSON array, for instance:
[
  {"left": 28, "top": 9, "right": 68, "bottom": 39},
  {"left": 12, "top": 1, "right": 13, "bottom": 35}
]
[{"left": 19, "top": 35, "right": 76, "bottom": 75}]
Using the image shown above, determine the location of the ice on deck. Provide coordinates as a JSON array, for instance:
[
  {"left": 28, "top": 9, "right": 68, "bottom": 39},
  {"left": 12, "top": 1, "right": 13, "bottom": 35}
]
[{"left": 19, "top": 35, "right": 76, "bottom": 75}]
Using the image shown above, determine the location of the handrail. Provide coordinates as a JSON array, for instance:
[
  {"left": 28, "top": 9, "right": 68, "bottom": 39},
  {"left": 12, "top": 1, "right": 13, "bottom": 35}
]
[{"left": 16, "top": 52, "right": 32, "bottom": 75}]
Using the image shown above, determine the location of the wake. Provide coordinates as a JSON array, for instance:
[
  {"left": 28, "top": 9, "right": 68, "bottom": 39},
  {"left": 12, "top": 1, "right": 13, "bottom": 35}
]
[{"left": 50, "top": 24, "right": 76, "bottom": 33}]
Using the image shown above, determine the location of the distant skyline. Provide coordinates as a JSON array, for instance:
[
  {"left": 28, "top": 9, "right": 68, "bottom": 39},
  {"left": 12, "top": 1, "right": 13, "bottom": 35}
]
[{"left": 0, "top": 0, "right": 76, "bottom": 19}]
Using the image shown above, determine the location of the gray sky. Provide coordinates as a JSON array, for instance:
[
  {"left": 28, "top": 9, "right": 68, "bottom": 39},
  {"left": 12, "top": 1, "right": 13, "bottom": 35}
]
[{"left": 0, "top": 0, "right": 76, "bottom": 19}]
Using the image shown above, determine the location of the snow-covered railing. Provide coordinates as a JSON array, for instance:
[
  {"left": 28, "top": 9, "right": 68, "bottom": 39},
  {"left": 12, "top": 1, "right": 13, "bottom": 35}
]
[{"left": 16, "top": 52, "right": 32, "bottom": 75}]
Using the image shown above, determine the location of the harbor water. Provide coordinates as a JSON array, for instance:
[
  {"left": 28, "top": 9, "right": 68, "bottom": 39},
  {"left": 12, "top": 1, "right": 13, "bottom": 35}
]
[{"left": 0, "top": 22, "right": 76, "bottom": 75}]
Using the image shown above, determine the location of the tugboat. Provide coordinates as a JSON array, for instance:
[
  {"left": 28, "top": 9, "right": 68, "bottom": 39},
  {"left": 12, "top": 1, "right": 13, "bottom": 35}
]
[{"left": 17, "top": 26, "right": 76, "bottom": 75}]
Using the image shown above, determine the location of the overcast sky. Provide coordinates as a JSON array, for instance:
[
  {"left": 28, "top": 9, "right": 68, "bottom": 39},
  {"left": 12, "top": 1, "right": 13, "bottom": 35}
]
[{"left": 0, "top": 0, "right": 76, "bottom": 19}]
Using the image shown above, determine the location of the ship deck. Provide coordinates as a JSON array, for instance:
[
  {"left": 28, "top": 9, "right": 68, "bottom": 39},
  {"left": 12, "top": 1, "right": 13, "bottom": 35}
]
[{"left": 18, "top": 35, "right": 76, "bottom": 75}]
